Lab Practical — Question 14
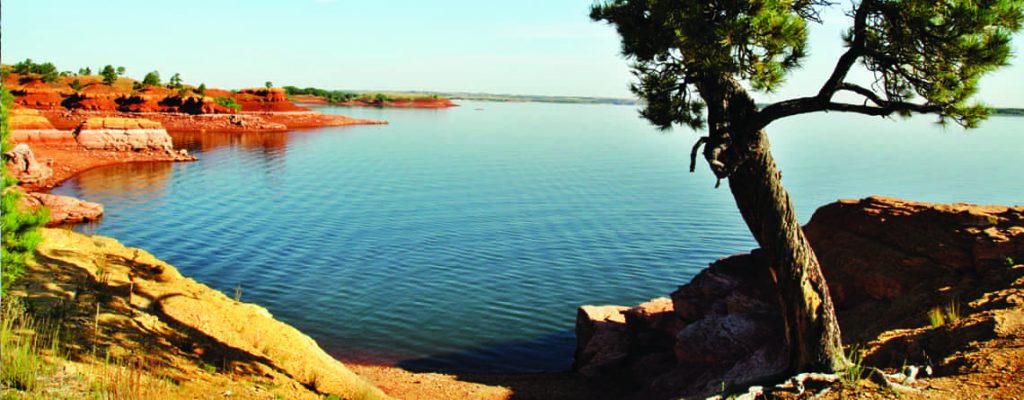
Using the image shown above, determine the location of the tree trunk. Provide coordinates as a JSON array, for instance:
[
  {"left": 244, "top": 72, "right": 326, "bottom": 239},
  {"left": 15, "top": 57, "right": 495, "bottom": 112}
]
[
  {"left": 697, "top": 75, "right": 846, "bottom": 374},
  {"left": 726, "top": 129, "right": 847, "bottom": 374}
]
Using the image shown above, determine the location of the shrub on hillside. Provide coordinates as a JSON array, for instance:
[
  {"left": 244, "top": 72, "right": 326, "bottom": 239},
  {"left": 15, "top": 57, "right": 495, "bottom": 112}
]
[
  {"left": 214, "top": 96, "right": 241, "bottom": 111},
  {"left": 101, "top": 65, "right": 118, "bottom": 85},
  {"left": 142, "top": 71, "right": 161, "bottom": 87}
]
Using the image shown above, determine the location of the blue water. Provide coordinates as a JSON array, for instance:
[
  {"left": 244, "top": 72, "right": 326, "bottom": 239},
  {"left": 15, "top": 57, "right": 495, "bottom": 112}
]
[{"left": 52, "top": 101, "right": 1023, "bottom": 372}]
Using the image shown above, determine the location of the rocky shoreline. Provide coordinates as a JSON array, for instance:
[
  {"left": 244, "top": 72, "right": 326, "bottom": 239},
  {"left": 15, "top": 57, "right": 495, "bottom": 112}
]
[
  {"left": 574, "top": 196, "right": 1024, "bottom": 399},
  {"left": 4, "top": 75, "right": 386, "bottom": 226}
]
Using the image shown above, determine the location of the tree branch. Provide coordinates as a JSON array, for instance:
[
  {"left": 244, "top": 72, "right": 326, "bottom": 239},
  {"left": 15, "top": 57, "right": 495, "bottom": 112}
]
[
  {"left": 815, "top": 0, "right": 872, "bottom": 99},
  {"left": 836, "top": 83, "right": 885, "bottom": 106},
  {"left": 689, "top": 136, "right": 708, "bottom": 173},
  {"left": 754, "top": 96, "right": 941, "bottom": 129}
]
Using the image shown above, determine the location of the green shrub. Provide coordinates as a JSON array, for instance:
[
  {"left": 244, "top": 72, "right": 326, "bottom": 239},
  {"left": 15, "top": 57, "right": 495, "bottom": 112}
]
[
  {"left": 1, "top": 86, "right": 49, "bottom": 294},
  {"left": 142, "top": 71, "right": 161, "bottom": 87},
  {"left": 11, "top": 59, "right": 59, "bottom": 83},
  {"left": 214, "top": 96, "right": 242, "bottom": 111},
  {"left": 169, "top": 73, "right": 183, "bottom": 89},
  {"left": 100, "top": 65, "right": 117, "bottom": 85}
]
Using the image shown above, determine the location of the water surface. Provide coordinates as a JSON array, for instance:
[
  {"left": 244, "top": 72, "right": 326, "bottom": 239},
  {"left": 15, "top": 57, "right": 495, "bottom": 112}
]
[{"left": 53, "top": 102, "right": 1023, "bottom": 372}]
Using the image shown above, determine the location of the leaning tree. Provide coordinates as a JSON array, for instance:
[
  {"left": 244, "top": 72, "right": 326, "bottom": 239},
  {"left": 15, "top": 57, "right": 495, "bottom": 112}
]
[{"left": 592, "top": 0, "right": 1022, "bottom": 374}]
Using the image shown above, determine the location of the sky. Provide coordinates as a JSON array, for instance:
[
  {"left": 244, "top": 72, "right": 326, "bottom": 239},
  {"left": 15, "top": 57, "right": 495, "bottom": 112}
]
[{"left": 3, "top": 0, "right": 1023, "bottom": 106}]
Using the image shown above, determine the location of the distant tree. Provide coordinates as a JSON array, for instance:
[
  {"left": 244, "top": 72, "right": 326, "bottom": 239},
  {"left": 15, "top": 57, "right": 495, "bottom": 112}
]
[
  {"left": 36, "top": 63, "right": 59, "bottom": 83},
  {"left": 81, "top": 67, "right": 92, "bottom": 76},
  {"left": 12, "top": 59, "right": 33, "bottom": 75},
  {"left": 169, "top": 73, "right": 183, "bottom": 89},
  {"left": 142, "top": 71, "right": 161, "bottom": 87},
  {"left": 592, "top": 0, "right": 1023, "bottom": 376},
  {"left": 116, "top": 66, "right": 126, "bottom": 76},
  {"left": 196, "top": 83, "right": 207, "bottom": 96},
  {"left": 373, "top": 93, "right": 391, "bottom": 104},
  {"left": 265, "top": 81, "right": 273, "bottom": 89},
  {"left": 101, "top": 65, "right": 118, "bottom": 85},
  {"left": 70, "top": 79, "right": 84, "bottom": 91},
  {"left": 132, "top": 81, "right": 143, "bottom": 91},
  {"left": 60, "top": 71, "right": 73, "bottom": 77}
]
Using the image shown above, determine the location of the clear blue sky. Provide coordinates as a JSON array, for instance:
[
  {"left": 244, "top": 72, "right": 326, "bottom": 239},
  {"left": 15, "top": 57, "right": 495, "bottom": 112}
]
[{"left": 3, "top": 0, "right": 1022, "bottom": 106}]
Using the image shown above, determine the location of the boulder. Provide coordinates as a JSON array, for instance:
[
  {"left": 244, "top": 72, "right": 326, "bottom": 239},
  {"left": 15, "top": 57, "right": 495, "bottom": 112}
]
[
  {"left": 807, "top": 196, "right": 1024, "bottom": 308},
  {"left": 4, "top": 143, "right": 53, "bottom": 185},
  {"left": 574, "top": 305, "right": 630, "bottom": 377},
  {"left": 73, "top": 117, "right": 174, "bottom": 151},
  {"left": 22, "top": 192, "right": 103, "bottom": 226}
]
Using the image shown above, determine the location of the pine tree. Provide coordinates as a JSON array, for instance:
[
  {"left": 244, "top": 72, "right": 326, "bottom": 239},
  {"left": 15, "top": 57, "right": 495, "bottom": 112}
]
[{"left": 593, "top": 0, "right": 1022, "bottom": 375}]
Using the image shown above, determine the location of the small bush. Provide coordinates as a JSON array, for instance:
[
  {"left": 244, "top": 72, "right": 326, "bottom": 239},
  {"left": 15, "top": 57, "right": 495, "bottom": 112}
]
[
  {"left": 101, "top": 65, "right": 118, "bottom": 85},
  {"left": 142, "top": 71, "right": 161, "bottom": 87},
  {"left": 214, "top": 96, "right": 242, "bottom": 111}
]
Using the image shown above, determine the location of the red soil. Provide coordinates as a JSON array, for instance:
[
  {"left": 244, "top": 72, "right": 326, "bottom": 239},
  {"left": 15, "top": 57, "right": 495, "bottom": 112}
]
[{"left": 3, "top": 73, "right": 384, "bottom": 132}]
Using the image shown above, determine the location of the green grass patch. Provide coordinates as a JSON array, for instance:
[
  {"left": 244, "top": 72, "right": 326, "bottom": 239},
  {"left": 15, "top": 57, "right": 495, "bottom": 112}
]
[
  {"left": 1, "top": 299, "right": 62, "bottom": 394},
  {"left": 840, "top": 344, "right": 866, "bottom": 389}
]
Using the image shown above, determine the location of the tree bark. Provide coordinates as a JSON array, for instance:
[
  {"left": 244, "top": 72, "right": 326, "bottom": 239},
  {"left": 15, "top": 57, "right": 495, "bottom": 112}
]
[
  {"left": 698, "top": 76, "right": 847, "bottom": 374},
  {"left": 726, "top": 131, "right": 847, "bottom": 374}
]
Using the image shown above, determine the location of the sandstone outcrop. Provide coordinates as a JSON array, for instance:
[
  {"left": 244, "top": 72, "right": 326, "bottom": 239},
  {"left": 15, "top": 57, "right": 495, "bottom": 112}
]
[
  {"left": 7, "top": 108, "right": 75, "bottom": 145},
  {"left": 574, "top": 196, "right": 1024, "bottom": 399},
  {"left": 73, "top": 117, "right": 174, "bottom": 151},
  {"left": 10, "top": 229, "right": 390, "bottom": 399},
  {"left": 21, "top": 192, "right": 104, "bottom": 226},
  {"left": 4, "top": 143, "right": 53, "bottom": 185}
]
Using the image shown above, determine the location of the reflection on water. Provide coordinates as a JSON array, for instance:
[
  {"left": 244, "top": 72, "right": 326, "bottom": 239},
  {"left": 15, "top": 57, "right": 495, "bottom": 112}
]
[
  {"left": 51, "top": 102, "right": 1024, "bottom": 373},
  {"left": 171, "top": 131, "right": 290, "bottom": 163},
  {"left": 58, "top": 162, "right": 174, "bottom": 204}
]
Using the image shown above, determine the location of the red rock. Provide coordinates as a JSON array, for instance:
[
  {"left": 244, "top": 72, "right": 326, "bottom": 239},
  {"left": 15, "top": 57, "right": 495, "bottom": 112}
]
[
  {"left": 4, "top": 143, "right": 53, "bottom": 185},
  {"left": 573, "top": 305, "right": 630, "bottom": 377},
  {"left": 805, "top": 196, "right": 1024, "bottom": 308},
  {"left": 22, "top": 192, "right": 103, "bottom": 226},
  {"left": 10, "top": 80, "right": 65, "bottom": 108},
  {"left": 234, "top": 88, "right": 310, "bottom": 112}
]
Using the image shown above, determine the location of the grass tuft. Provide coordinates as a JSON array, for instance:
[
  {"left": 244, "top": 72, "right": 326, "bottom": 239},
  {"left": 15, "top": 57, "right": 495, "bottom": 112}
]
[
  {"left": 929, "top": 299, "right": 962, "bottom": 328},
  {"left": 1, "top": 298, "right": 61, "bottom": 393},
  {"left": 928, "top": 307, "right": 946, "bottom": 328},
  {"left": 840, "top": 344, "right": 866, "bottom": 389}
]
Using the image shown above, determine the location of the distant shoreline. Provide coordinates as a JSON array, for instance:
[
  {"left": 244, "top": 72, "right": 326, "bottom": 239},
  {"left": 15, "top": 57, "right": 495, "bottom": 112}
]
[{"left": 291, "top": 90, "right": 1024, "bottom": 114}]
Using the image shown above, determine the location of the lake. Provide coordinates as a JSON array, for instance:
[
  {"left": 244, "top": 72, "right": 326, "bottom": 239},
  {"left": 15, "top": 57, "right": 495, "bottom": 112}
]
[{"left": 52, "top": 101, "right": 1023, "bottom": 372}]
